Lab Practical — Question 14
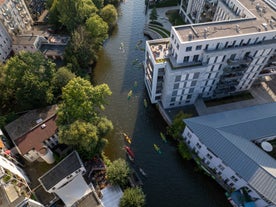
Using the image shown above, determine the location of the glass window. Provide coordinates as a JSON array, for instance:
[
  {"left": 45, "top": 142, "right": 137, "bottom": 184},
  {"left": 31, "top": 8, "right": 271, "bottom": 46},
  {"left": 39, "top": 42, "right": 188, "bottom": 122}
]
[
  {"left": 186, "top": 46, "right": 192, "bottom": 51},
  {"left": 183, "top": 56, "right": 189, "bottom": 62},
  {"left": 191, "top": 80, "right": 196, "bottom": 86},
  {"left": 193, "top": 55, "right": 199, "bottom": 62},
  {"left": 196, "top": 45, "right": 202, "bottom": 50},
  {"left": 173, "top": 83, "right": 179, "bottom": 89},
  {"left": 175, "top": 75, "right": 181, "bottom": 82},
  {"left": 172, "top": 91, "right": 177, "bottom": 96}
]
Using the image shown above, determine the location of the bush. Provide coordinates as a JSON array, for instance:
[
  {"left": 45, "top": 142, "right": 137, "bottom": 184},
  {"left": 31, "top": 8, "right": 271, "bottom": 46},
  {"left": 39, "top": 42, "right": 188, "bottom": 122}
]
[{"left": 178, "top": 141, "right": 192, "bottom": 160}]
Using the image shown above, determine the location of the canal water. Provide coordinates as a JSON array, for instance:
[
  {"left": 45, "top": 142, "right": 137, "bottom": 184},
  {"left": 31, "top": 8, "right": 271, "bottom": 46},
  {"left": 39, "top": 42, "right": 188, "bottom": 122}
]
[{"left": 93, "top": 0, "right": 231, "bottom": 206}]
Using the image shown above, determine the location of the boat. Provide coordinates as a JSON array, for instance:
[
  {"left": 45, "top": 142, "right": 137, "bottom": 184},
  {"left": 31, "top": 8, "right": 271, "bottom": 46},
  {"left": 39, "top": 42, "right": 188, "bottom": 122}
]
[
  {"left": 123, "top": 133, "right": 132, "bottom": 144},
  {"left": 160, "top": 132, "right": 167, "bottom": 143},
  {"left": 127, "top": 90, "right": 133, "bottom": 100},
  {"left": 144, "top": 99, "right": 148, "bottom": 108},
  {"left": 124, "top": 146, "right": 135, "bottom": 159},
  {"left": 127, "top": 153, "right": 134, "bottom": 162},
  {"left": 139, "top": 167, "right": 147, "bottom": 177},
  {"left": 153, "top": 144, "right": 161, "bottom": 154}
]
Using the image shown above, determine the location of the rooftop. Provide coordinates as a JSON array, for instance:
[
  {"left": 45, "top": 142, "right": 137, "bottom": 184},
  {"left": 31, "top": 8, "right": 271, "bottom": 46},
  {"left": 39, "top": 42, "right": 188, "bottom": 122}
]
[
  {"left": 13, "top": 35, "right": 39, "bottom": 45},
  {"left": 184, "top": 102, "right": 276, "bottom": 205},
  {"left": 147, "top": 39, "right": 170, "bottom": 63},
  {"left": 174, "top": 0, "right": 276, "bottom": 42},
  {"left": 5, "top": 105, "right": 58, "bottom": 141},
  {"left": 40, "top": 44, "right": 66, "bottom": 57},
  {"left": 39, "top": 151, "right": 83, "bottom": 191}
]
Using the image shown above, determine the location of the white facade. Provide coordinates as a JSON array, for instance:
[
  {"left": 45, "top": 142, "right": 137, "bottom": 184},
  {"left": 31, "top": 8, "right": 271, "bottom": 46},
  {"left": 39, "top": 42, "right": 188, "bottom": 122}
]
[
  {"left": 144, "top": 0, "right": 276, "bottom": 109},
  {"left": 0, "top": 0, "right": 33, "bottom": 35},
  {"left": 182, "top": 127, "right": 274, "bottom": 207},
  {"left": 0, "top": 21, "right": 12, "bottom": 62}
]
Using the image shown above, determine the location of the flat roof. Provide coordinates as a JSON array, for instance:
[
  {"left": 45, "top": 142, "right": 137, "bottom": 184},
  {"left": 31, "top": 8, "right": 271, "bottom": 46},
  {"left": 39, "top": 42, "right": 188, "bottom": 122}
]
[
  {"left": 175, "top": 0, "right": 276, "bottom": 42},
  {"left": 13, "top": 36, "right": 38, "bottom": 45}
]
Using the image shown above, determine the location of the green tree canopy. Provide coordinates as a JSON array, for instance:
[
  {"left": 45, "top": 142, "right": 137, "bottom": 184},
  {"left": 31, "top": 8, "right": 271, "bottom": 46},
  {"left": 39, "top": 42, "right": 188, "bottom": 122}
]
[
  {"left": 92, "top": 0, "right": 104, "bottom": 9},
  {"left": 57, "top": 77, "right": 113, "bottom": 157},
  {"left": 57, "top": 77, "right": 112, "bottom": 125},
  {"left": 100, "top": 4, "right": 118, "bottom": 30},
  {"left": 149, "top": 7, "right": 158, "bottom": 22},
  {"left": 52, "top": 65, "right": 76, "bottom": 96},
  {"left": 106, "top": 159, "right": 130, "bottom": 187},
  {"left": 119, "top": 187, "right": 146, "bottom": 207},
  {"left": 85, "top": 14, "right": 108, "bottom": 48},
  {"left": 3, "top": 52, "right": 56, "bottom": 111},
  {"left": 166, "top": 111, "right": 192, "bottom": 140}
]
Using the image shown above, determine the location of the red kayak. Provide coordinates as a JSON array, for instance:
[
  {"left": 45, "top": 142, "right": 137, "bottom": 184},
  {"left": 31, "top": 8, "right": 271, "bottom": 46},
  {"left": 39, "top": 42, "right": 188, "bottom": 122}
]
[{"left": 124, "top": 146, "right": 135, "bottom": 159}]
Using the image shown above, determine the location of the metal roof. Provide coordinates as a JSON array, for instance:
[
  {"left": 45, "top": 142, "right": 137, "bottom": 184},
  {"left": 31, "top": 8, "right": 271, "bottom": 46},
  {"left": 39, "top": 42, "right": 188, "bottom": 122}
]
[
  {"left": 39, "top": 151, "right": 83, "bottom": 191},
  {"left": 184, "top": 102, "right": 276, "bottom": 205}
]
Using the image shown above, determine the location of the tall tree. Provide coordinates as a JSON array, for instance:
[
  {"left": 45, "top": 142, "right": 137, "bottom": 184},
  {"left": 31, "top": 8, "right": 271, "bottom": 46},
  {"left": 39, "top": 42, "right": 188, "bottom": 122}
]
[
  {"left": 85, "top": 14, "right": 108, "bottom": 49},
  {"left": 149, "top": 7, "right": 158, "bottom": 22},
  {"left": 57, "top": 77, "right": 113, "bottom": 157},
  {"left": 106, "top": 159, "right": 130, "bottom": 187},
  {"left": 100, "top": 4, "right": 118, "bottom": 30},
  {"left": 119, "top": 187, "right": 146, "bottom": 207},
  {"left": 3, "top": 52, "right": 56, "bottom": 111}
]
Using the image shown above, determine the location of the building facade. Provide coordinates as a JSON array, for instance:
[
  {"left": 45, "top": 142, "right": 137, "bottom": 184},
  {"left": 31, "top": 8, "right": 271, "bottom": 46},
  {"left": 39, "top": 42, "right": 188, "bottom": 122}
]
[
  {"left": 0, "top": 0, "right": 33, "bottom": 35},
  {"left": 0, "top": 21, "right": 12, "bottom": 62},
  {"left": 144, "top": 0, "right": 276, "bottom": 109},
  {"left": 183, "top": 103, "right": 276, "bottom": 207}
]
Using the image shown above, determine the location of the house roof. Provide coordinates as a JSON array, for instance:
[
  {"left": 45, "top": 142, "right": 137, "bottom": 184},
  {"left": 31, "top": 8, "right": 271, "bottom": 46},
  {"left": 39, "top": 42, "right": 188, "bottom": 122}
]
[
  {"left": 5, "top": 105, "right": 58, "bottom": 141},
  {"left": 14, "top": 115, "right": 58, "bottom": 155},
  {"left": 184, "top": 102, "right": 276, "bottom": 205},
  {"left": 39, "top": 151, "right": 83, "bottom": 191}
]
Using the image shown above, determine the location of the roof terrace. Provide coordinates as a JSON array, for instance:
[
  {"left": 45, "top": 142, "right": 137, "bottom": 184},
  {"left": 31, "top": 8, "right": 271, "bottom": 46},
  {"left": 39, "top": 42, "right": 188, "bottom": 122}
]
[
  {"left": 174, "top": 0, "right": 276, "bottom": 42},
  {"left": 148, "top": 39, "right": 170, "bottom": 63}
]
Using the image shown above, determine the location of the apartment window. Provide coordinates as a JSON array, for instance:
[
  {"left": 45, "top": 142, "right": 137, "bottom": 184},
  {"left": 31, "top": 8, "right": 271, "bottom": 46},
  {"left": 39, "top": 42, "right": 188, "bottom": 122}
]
[
  {"left": 196, "top": 45, "right": 202, "bottom": 50},
  {"left": 196, "top": 143, "right": 201, "bottom": 149},
  {"left": 173, "top": 83, "right": 179, "bottom": 89},
  {"left": 225, "top": 41, "right": 228, "bottom": 48},
  {"left": 171, "top": 97, "right": 176, "bottom": 102},
  {"left": 218, "top": 164, "right": 225, "bottom": 171},
  {"left": 187, "top": 94, "right": 192, "bottom": 99},
  {"left": 193, "top": 72, "right": 200, "bottom": 79},
  {"left": 222, "top": 55, "right": 226, "bottom": 62},
  {"left": 171, "top": 34, "right": 174, "bottom": 40},
  {"left": 183, "top": 56, "right": 189, "bottom": 62},
  {"left": 205, "top": 44, "right": 209, "bottom": 50},
  {"left": 216, "top": 43, "right": 220, "bottom": 49},
  {"left": 186, "top": 46, "right": 192, "bottom": 51},
  {"left": 172, "top": 91, "right": 177, "bottom": 96},
  {"left": 230, "top": 54, "right": 236, "bottom": 60},
  {"left": 175, "top": 75, "right": 181, "bottom": 82},
  {"left": 187, "top": 132, "right": 192, "bottom": 138},
  {"left": 176, "top": 43, "right": 179, "bottom": 49},
  {"left": 191, "top": 80, "right": 196, "bottom": 86},
  {"left": 189, "top": 88, "right": 194, "bottom": 93},
  {"left": 206, "top": 153, "right": 213, "bottom": 159},
  {"left": 232, "top": 40, "right": 236, "bottom": 47},
  {"left": 193, "top": 55, "right": 199, "bottom": 62}
]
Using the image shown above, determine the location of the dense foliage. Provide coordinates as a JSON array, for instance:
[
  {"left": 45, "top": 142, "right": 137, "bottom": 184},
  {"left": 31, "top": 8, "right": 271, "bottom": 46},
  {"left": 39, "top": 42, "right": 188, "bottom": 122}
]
[
  {"left": 119, "top": 187, "right": 146, "bottom": 207},
  {"left": 57, "top": 77, "right": 113, "bottom": 158},
  {"left": 106, "top": 158, "right": 130, "bottom": 187}
]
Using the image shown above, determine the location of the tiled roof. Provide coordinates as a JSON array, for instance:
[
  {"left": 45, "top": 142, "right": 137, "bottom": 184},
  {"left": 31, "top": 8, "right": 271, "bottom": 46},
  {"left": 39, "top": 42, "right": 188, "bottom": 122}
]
[
  {"left": 184, "top": 102, "right": 276, "bottom": 205},
  {"left": 5, "top": 105, "right": 58, "bottom": 141},
  {"left": 39, "top": 151, "right": 83, "bottom": 191},
  {"left": 14, "top": 115, "right": 57, "bottom": 155}
]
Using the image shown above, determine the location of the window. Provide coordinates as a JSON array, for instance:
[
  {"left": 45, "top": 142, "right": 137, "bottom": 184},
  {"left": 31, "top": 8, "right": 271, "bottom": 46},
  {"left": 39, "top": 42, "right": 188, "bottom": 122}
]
[
  {"left": 176, "top": 43, "right": 179, "bottom": 49},
  {"left": 172, "top": 91, "right": 177, "bottom": 96},
  {"left": 218, "top": 164, "right": 225, "bottom": 171},
  {"left": 189, "top": 88, "right": 194, "bottom": 93},
  {"left": 196, "top": 143, "right": 201, "bottom": 149},
  {"left": 175, "top": 75, "right": 181, "bottom": 82},
  {"left": 194, "top": 72, "right": 200, "bottom": 79},
  {"left": 186, "top": 46, "right": 192, "bottom": 51},
  {"left": 206, "top": 153, "right": 213, "bottom": 159},
  {"left": 171, "top": 97, "right": 176, "bottom": 102},
  {"left": 187, "top": 94, "right": 192, "bottom": 99},
  {"left": 191, "top": 80, "right": 196, "bottom": 86},
  {"left": 183, "top": 56, "right": 189, "bottom": 62},
  {"left": 171, "top": 34, "right": 174, "bottom": 40},
  {"left": 187, "top": 132, "right": 192, "bottom": 138},
  {"left": 173, "top": 83, "right": 179, "bottom": 89},
  {"left": 196, "top": 45, "right": 202, "bottom": 50},
  {"left": 205, "top": 44, "right": 209, "bottom": 50},
  {"left": 193, "top": 55, "right": 199, "bottom": 62}
]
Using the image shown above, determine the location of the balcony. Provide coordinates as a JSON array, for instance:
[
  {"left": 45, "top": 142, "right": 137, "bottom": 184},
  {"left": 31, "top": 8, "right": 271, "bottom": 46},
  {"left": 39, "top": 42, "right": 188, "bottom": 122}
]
[
  {"left": 227, "top": 56, "right": 253, "bottom": 67},
  {"left": 15, "top": 3, "right": 23, "bottom": 11},
  {"left": 19, "top": 10, "right": 26, "bottom": 18}
]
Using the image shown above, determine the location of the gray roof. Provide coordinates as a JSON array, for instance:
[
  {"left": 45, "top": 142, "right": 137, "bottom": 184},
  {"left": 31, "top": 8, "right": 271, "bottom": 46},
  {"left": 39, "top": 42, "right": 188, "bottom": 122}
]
[
  {"left": 184, "top": 102, "right": 276, "bottom": 205},
  {"left": 39, "top": 151, "right": 83, "bottom": 191}
]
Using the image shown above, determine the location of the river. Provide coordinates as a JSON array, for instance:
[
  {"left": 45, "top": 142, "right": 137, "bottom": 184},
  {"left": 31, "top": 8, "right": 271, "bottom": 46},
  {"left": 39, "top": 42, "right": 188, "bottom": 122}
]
[{"left": 93, "top": 0, "right": 231, "bottom": 206}]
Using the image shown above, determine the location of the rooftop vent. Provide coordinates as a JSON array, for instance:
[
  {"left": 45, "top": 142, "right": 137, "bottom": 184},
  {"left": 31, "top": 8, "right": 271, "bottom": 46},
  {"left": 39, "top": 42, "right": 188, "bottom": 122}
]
[
  {"left": 41, "top": 124, "right": 46, "bottom": 129},
  {"left": 262, "top": 23, "right": 268, "bottom": 30},
  {"left": 188, "top": 32, "right": 194, "bottom": 41},
  {"left": 36, "top": 118, "right": 43, "bottom": 124}
]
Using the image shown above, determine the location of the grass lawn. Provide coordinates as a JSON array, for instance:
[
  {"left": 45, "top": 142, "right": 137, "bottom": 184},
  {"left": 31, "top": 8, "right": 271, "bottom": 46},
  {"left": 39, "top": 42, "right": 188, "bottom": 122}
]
[
  {"left": 166, "top": 9, "right": 186, "bottom": 26},
  {"left": 204, "top": 92, "right": 254, "bottom": 107}
]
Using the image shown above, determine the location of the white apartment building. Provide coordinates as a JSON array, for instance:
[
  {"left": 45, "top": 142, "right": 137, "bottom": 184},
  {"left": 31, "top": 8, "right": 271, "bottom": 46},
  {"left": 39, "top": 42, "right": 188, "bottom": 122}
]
[
  {"left": 182, "top": 103, "right": 276, "bottom": 207},
  {"left": 144, "top": 0, "right": 276, "bottom": 109},
  {"left": 0, "top": 21, "right": 12, "bottom": 62},
  {"left": 0, "top": 0, "right": 33, "bottom": 35}
]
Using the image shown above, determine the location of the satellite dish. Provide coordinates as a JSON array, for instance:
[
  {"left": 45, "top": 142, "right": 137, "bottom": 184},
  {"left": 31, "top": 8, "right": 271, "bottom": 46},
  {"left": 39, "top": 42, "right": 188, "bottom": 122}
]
[{"left": 261, "top": 141, "right": 273, "bottom": 152}]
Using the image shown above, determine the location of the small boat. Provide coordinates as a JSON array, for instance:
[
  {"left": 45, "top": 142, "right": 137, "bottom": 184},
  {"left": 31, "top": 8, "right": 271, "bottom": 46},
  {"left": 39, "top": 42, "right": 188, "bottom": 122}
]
[
  {"left": 160, "top": 132, "right": 167, "bottom": 143},
  {"left": 139, "top": 167, "right": 147, "bottom": 177},
  {"left": 127, "top": 153, "right": 134, "bottom": 162},
  {"left": 144, "top": 99, "right": 148, "bottom": 108},
  {"left": 153, "top": 144, "right": 161, "bottom": 154},
  {"left": 123, "top": 133, "right": 132, "bottom": 144},
  {"left": 127, "top": 90, "right": 133, "bottom": 100},
  {"left": 124, "top": 146, "right": 135, "bottom": 159}
]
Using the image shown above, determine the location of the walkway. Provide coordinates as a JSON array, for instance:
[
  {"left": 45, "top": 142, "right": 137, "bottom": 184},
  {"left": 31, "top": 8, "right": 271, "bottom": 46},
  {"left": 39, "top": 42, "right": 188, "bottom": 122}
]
[{"left": 195, "top": 79, "right": 276, "bottom": 115}]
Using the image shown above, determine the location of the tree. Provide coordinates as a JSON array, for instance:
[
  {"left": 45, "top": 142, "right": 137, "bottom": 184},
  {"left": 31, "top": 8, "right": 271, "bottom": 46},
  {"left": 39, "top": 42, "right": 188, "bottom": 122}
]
[
  {"left": 85, "top": 14, "right": 108, "bottom": 49},
  {"left": 106, "top": 159, "right": 130, "bottom": 187},
  {"left": 119, "top": 187, "right": 146, "bottom": 207},
  {"left": 166, "top": 111, "right": 192, "bottom": 140},
  {"left": 58, "top": 120, "right": 108, "bottom": 158},
  {"left": 100, "top": 4, "right": 118, "bottom": 30},
  {"left": 3, "top": 52, "right": 56, "bottom": 111},
  {"left": 52, "top": 65, "right": 76, "bottom": 96},
  {"left": 93, "top": 0, "right": 104, "bottom": 9},
  {"left": 57, "top": 77, "right": 112, "bottom": 125},
  {"left": 57, "top": 77, "right": 113, "bottom": 157},
  {"left": 149, "top": 7, "right": 158, "bottom": 22}
]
